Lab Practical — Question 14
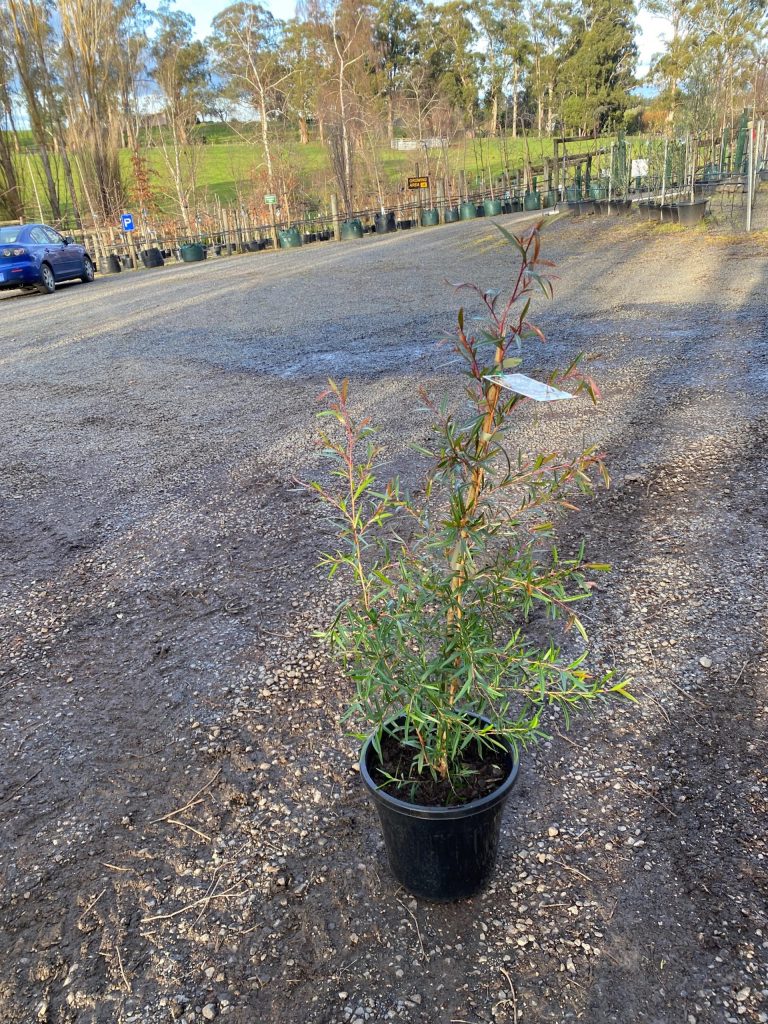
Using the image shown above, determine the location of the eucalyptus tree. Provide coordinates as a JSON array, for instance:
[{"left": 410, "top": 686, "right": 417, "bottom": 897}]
[
  {"left": 646, "top": 0, "right": 765, "bottom": 131},
  {"left": 209, "top": 2, "right": 292, "bottom": 194},
  {"left": 3, "top": 0, "right": 63, "bottom": 221},
  {"left": 475, "top": 0, "right": 530, "bottom": 135},
  {"left": 371, "top": 0, "right": 422, "bottom": 140},
  {"left": 428, "top": 0, "right": 479, "bottom": 129},
  {"left": 280, "top": 15, "right": 327, "bottom": 143},
  {"left": 0, "top": 16, "right": 24, "bottom": 219},
  {"left": 56, "top": 0, "right": 128, "bottom": 220},
  {"left": 322, "top": 0, "right": 376, "bottom": 216},
  {"left": 526, "top": 0, "right": 572, "bottom": 134},
  {"left": 149, "top": 2, "right": 209, "bottom": 230}
]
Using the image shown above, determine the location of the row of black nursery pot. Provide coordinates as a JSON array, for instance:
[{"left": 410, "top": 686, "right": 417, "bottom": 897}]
[
  {"left": 637, "top": 196, "right": 709, "bottom": 226},
  {"left": 567, "top": 196, "right": 633, "bottom": 216}
]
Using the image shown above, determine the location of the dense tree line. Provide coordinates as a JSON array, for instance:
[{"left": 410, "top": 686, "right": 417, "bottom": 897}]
[{"left": 0, "top": 0, "right": 763, "bottom": 225}]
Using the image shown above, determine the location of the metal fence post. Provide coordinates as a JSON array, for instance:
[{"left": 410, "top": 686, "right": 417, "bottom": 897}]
[{"left": 746, "top": 120, "right": 754, "bottom": 233}]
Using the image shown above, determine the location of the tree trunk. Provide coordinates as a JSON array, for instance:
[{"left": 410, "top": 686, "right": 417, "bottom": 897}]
[
  {"left": 512, "top": 65, "right": 519, "bottom": 139},
  {"left": 259, "top": 91, "right": 274, "bottom": 193},
  {"left": 55, "top": 136, "right": 83, "bottom": 229}
]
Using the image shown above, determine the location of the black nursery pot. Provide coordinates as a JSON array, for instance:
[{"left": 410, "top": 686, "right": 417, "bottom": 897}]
[{"left": 360, "top": 717, "right": 519, "bottom": 901}]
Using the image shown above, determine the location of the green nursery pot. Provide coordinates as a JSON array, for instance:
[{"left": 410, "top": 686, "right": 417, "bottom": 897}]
[
  {"left": 278, "top": 227, "right": 303, "bottom": 249},
  {"left": 340, "top": 219, "right": 364, "bottom": 239},
  {"left": 483, "top": 199, "right": 503, "bottom": 216},
  {"left": 459, "top": 202, "right": 478, "bottom": 220},
  {"left": 180, "top": 242, "right": 205, "bottom": 262}
]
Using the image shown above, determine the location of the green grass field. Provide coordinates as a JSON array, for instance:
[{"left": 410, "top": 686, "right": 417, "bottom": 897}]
[{"left": 9, "top": 122, "right": 617, "bottom": 225}]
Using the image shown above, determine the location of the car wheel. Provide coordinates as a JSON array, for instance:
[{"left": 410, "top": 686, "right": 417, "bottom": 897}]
[
  {"left": 81, "top": 256, "right": 95, "bottom": 283},
  {"left": 36, "top": 263, "right": 56, "bottom": 294}
]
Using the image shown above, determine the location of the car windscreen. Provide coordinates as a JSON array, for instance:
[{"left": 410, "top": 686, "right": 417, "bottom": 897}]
[{"left": 0, "top": 227, "right": 22, "bottom": 243}]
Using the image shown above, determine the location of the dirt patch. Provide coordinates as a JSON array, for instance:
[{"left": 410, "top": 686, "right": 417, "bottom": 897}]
[{"left": 1, "top": 215, "right": 766, "bottom": 1024}]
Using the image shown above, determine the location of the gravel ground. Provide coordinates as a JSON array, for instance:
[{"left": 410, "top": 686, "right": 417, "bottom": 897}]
[{"left": 1, "top": 210, "right": 767, "bottom": 1024}]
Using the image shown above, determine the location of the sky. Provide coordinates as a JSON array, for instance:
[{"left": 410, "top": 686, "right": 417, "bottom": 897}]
[{"left": 176, "top": 0, "right": 670, "bottom": 78}]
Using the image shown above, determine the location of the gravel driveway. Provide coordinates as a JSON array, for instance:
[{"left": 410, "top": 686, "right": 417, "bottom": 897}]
[{"left": 1, "top": 214, "right": 766, "bottom": 1024}]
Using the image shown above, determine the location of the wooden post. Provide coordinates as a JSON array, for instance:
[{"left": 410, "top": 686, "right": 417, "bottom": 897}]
[
  {"left": 330, "top": 193, "right": 341, "bottom": 240},
  {"left": 270, "top": 203, "right": 279, "bottom": 250},
  {"left": 127, "top": 230, "right": 139, "bottom": 270},
  {"left": 436, "top": 177, "right": 446, "bottom": 213},
  {"left": 552, "top": 139, "right": 559, "bottom": 192}
]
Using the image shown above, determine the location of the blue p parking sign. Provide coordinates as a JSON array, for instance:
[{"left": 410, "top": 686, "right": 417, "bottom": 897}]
[{"left": 121, "top": 213, "right": 135, "bottom": 232}]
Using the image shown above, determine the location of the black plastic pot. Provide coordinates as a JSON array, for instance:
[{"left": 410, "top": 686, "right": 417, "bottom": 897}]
[
  {"left": 676, "top": 198, "right": 708, "bottom": 226},
  {"left": 360, "top": 716, "right": 519, "bottom": 901},
  {"left": 577, "top": 199, "right": 595, "bottom": 216},
  {"left": 375, "top": 211, "right": 396, "bottom": 233},
  {"left": 140, "top": 248, "right": 163, "bottom": 268},
  {"left": 398, "top": 219, "right": 413, "bottom": 230},
  {"left": 103, "top": 254, "right": 121, "bottom": 274},
  {"left": 660, "top": 204, "right": 679, "bottom": 224},
  {"left": 608, "top": 198, "right": 631, "bottom": 214}
]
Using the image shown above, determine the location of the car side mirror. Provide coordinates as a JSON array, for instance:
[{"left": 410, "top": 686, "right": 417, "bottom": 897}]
[{"left": 64, "top": 236, "right": 74, "bottom": 245}]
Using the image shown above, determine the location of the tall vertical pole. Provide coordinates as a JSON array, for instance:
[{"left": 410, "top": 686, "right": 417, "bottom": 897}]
[
  {"left": 330, "top": 193, "right": 341, "bottom": 241},
  {"left": 746, "top": 120, "right": 754, "bottom": 233}
]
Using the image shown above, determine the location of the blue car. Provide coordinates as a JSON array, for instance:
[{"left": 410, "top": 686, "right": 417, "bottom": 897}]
[{"left": 0, "top": 223, "right": 95, "bottom": 295}]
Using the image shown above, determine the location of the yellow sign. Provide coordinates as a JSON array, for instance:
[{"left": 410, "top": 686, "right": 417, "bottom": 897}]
[{"left": 407, "top": 176, "right": 429, "bottom": 189}]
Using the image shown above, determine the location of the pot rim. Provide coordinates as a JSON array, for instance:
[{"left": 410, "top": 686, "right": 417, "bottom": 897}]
[{"left": 359, "top": 713, "right": 520, "bottom": 821}]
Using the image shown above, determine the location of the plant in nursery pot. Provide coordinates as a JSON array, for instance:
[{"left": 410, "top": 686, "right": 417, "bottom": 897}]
[{"left": 306, "top": 222, "right": 632, "bottom": 902}]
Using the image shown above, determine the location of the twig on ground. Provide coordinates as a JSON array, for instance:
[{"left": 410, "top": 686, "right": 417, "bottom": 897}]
[
  {"left": 151, "top": 769, "right": 221, "bottom": 824},
  {"left": 664, "top": 674, "right": 707, "bottom": 709},
  {"left": 0, "top": 768, "right": 42, "bottom": 805},
  {"left": 142, "top": 885, "right": 242, "bottom": 924},
  {"left": 626, "top": 778, "right": 678, "bottom": 818},
  {"left": 165, "top": 816, "right": 213, "bottom": 844},
  {"left": 553, "top": 860, "right": 593, "bottom": 883},
  {"left": 397, "top": 898, "right": 426, "bottom": 959},
  {"left": 338, "top": 957, "right": 361, "bottom": 975},
  {"left": 115, "top": 943, "right": 131, "bottom": 992},
  {"left": 78, "top": 888, "right": 106, "bottom": 925},
  {"left": 553, "top": 726, "right": 579, "bottom": 749},
  {"left": 732, "top": 660, "right": 749, "bottom": 687},
  {"left": 498, "top": 966, "right": 519, "bottom": 1024}
]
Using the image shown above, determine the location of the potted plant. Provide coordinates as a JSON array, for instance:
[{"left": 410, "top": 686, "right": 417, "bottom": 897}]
[{"left": 307, "top": 222, "right": 632, "bottom": 901}]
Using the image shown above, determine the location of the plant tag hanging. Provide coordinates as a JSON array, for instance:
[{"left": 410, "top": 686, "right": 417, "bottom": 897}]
[{"left": 484, "top": 373, "right": 574, "bottom": 402}]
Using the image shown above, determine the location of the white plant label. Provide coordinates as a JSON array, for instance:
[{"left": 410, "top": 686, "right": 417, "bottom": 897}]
[{"left": 484, "top": 373, "right": 574, "bottom": 402}]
